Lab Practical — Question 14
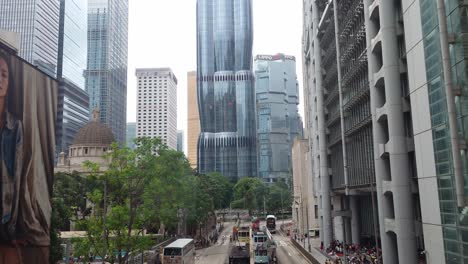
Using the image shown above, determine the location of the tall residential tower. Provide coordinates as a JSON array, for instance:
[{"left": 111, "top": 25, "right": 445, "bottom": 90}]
[
  {"left": 196, "top": 0, "right": 257, "bottom": 180},
  {"left": 85, "top": 0, "right": 128, "bottom": 144}
]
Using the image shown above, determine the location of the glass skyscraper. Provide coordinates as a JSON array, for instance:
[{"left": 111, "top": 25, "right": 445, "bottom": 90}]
[
  {"left": 58, "top": 0, "right": 87, "bottom": 89},
  {"left": 0, "top": 0, "right": 60, "bottom": 77},
  {"left": 55, "top": 0, "right": 90, "bottom": 158},
  {"left": 254, "top": 54, "right": 302, "bottom": 183},
  {"left": 126, "top": 122, "right": 136, "bottom": 149},
  {"left": 85, "top": 0, "right": 128, "bottom": 144},
  {"left": 196, "top": 0, "right": 257, "bottom": 180}
]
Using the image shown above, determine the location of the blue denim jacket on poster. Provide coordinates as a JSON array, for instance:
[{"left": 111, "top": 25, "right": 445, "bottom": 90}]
[{"left": 0, "top": 111, "right": 23, "bottom": 241}]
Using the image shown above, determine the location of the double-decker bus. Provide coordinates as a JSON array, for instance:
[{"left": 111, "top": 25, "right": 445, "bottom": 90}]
[
  {"left": 162, "top": 238, "right": 195, "bottom": 264},
  {"left": 266, "top": 215, "right": 276, "bottom": 233}
]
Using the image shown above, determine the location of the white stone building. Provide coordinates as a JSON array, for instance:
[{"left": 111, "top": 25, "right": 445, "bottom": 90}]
[
  {"left": 136, "top": 68, "right": 178, "bottom": 150},
  {"left": 56, "top": 110, "right": 114, "bottom": 173}
]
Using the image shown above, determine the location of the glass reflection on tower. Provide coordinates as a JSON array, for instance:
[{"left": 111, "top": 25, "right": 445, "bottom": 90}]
[{"left": 196, "top": 0, "right": 257, "bottom": 180}]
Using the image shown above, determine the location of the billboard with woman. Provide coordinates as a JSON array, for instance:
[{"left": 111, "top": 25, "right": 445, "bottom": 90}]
[{"left": 0, "top": 46, "right": 57, "bottom": 263}]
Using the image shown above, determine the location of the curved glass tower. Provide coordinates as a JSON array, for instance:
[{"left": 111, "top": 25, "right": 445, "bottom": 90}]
[{"left": 196, "top": 0, "right": 256, "bottom": 180}]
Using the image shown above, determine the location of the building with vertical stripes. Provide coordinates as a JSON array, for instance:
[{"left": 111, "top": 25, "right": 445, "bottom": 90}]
[
  {"left": 136, "top": 68, "right": 178, "bottom": 150},
  {"left": 55, "top": 0, "right": 90, "bottom": 160},
  {"left": 303, "top": 0, "right": 468, "bottom": 263},
  {"left": 0, "top": 0, "right": 60, "bottom": 77},
  {"left": 85, "top": 0, "right": 128, "bottom": 145},
  {"left": 196, "top": 0, "right": 257, "bottom": 181},
  {"left": 187, "top": 71, "right": 199, "bottom": 168}
]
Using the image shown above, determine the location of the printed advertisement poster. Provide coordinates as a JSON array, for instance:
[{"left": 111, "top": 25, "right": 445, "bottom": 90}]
[{"left": 0, "top": 47, "right": 57, "bottom": 263}]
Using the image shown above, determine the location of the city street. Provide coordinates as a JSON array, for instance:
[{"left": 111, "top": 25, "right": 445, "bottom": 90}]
[
  {"left": 195, "top": 222, "right": 234, "bottom": 264},
  {"left": 273, "top": 233, "right": 311, "bottom": 264},
  {"left": 195, "top": 221, "right": 312, "bottom": 264}
]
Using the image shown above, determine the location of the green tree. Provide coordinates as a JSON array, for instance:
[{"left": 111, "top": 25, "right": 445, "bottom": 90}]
[
  {"left": 69, "top": 136, "right": 239, "bottom": 263},
  {"left": 197, "top": 172, "right": 232, "bottom": 210},
  {"left": 266, "top": 180, "right": 292, "bottom": 216},
  {"left": 53, "top": 171, "right": 93, "bottom": 227},
  {"left": 141, "top": 146, "right": 193, "bottom": 233},
  {"left": 50, "top": 197, "right": 71, "bottom": 263},
  {"left": 233, "top": 177, "right": 265, "bottom": 214},
  {"left": 73, "top": 138, "right": 162, "bottom": 264}
]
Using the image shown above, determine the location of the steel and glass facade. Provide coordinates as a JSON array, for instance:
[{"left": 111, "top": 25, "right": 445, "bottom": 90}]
[
  {"left": 0, "top": 0, "right": 60, "bottom": 77},
  {"left": 196, "top": 0, "right": 256, "bottom": 180},
  {"left": 85, "top": 0, "right": 128, "bottom": 145},
  {"left": 56, "top": 79, "right": 90, "bottom": 156},
  {"left": 303, "top": 0, "right": 468, "bottom": 263},
  {"left": 415, "top": 0, "right": 468, "bottom": 262},
  {"left": 56, "top": 0, "right": 89, "bottom": 159},
  {"left": 58, "top": 0, "right": 87, "bottom": 89},
  {"left": 254, "top": 54, "right": 302, "bottom": 184},
  {"left": 177, "top": 130, "right": 184, "bottom": 152},
  {"left": 126, "top": 122, "right": 136, "bottom": 149}
]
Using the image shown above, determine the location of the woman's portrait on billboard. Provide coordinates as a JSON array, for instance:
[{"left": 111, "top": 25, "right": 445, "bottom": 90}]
[{"left": 0, "top": 50, "right": 23, "bottom": 239}]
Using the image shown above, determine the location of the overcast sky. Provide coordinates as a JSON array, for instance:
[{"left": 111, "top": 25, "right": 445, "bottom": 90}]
[{"left": 127, "top": 0, "right": 304, "bottom": 151}]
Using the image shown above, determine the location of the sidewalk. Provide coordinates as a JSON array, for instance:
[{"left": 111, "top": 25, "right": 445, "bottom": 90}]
[{"left": 291, "top": 237, "right": 330, "bottom": 264}]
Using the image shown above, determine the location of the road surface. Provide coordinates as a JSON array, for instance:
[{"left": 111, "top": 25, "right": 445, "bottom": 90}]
[
  {"left": 273, "top": 233, "right": 312, "bottom": 264},
  {"left": 196, "top": 221, "right": 311, "bottom": 264},
  {"left": 195, "top": 222, "right": 233, "bottom": 264}
]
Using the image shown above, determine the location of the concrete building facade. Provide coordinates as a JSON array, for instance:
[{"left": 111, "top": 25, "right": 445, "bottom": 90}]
[
  {"left": 187, "top": 71, "right": 199, "bottom": 169},
  {"left": 254, "top": 54, "right": 302, "bottom": 184},
  {"left": 85, "top": 0, "right": 128, "bottom": 145},
  {"left": 136, "top": 68, "right": 178, "bottom": 150},
  {"left": 303, "top": 0, "right": 383, "bottom": 251},
  {"left": 292, "top": 138, "right": 318, "bottom": 241},
  {"left": 303, "top": 0, "right": 468, "bottom": 263}
]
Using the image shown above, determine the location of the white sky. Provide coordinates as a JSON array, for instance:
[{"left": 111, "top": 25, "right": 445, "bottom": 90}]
[{"left": 127, "top": 1, "right": 304, "bottom": 151}]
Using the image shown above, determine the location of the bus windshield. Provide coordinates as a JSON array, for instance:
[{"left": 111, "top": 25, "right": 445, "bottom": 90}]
[{"left": 164, "top": 247, "right": 182, "bottom": 256}]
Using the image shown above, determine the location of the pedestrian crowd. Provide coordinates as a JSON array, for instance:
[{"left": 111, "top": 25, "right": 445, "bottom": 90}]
[{"left": 321, "top": 240, "right": 382, "bottom": 264}]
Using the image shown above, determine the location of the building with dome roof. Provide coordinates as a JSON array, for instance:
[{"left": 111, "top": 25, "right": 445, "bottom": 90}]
[{"left": 56, "top": 110, "right": 115, "bottom": 172}]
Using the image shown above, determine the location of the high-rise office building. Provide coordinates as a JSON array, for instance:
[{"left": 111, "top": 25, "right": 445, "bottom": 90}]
[
  {"left": 254, "top": 54, "right": 302, "bottom": 184},
  {"left": 85, "top": 0, "right": 128, "bottom": 145},
  {"left": 177, "top": 130, "right": 184, "bottom": 152},
  {"left": 136, "top": 68, "right": 178, "bottom": 150},
  {"left": 187, "top": 71, "right": 200, "bottom": 169},
  {"left": 55, "top": 80, "right": 90, "bottom": 157},
  {"left": 126, "top": 122, "right": 136, "bottom": 149},
  {"left": 303, "top": 0, "right": 468, "bottom": 263},
  {"left": 56, "top": 0, "right": 89, "bottom": 158},
  {"left": 196, "top": 0, "right": 257, "bottom": 180},
  {"left": 0, "top": 0, "right": 60, "bottom": 76},
  {"left": 303, "top": 0, "right": 418, "bottom": 260}
]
